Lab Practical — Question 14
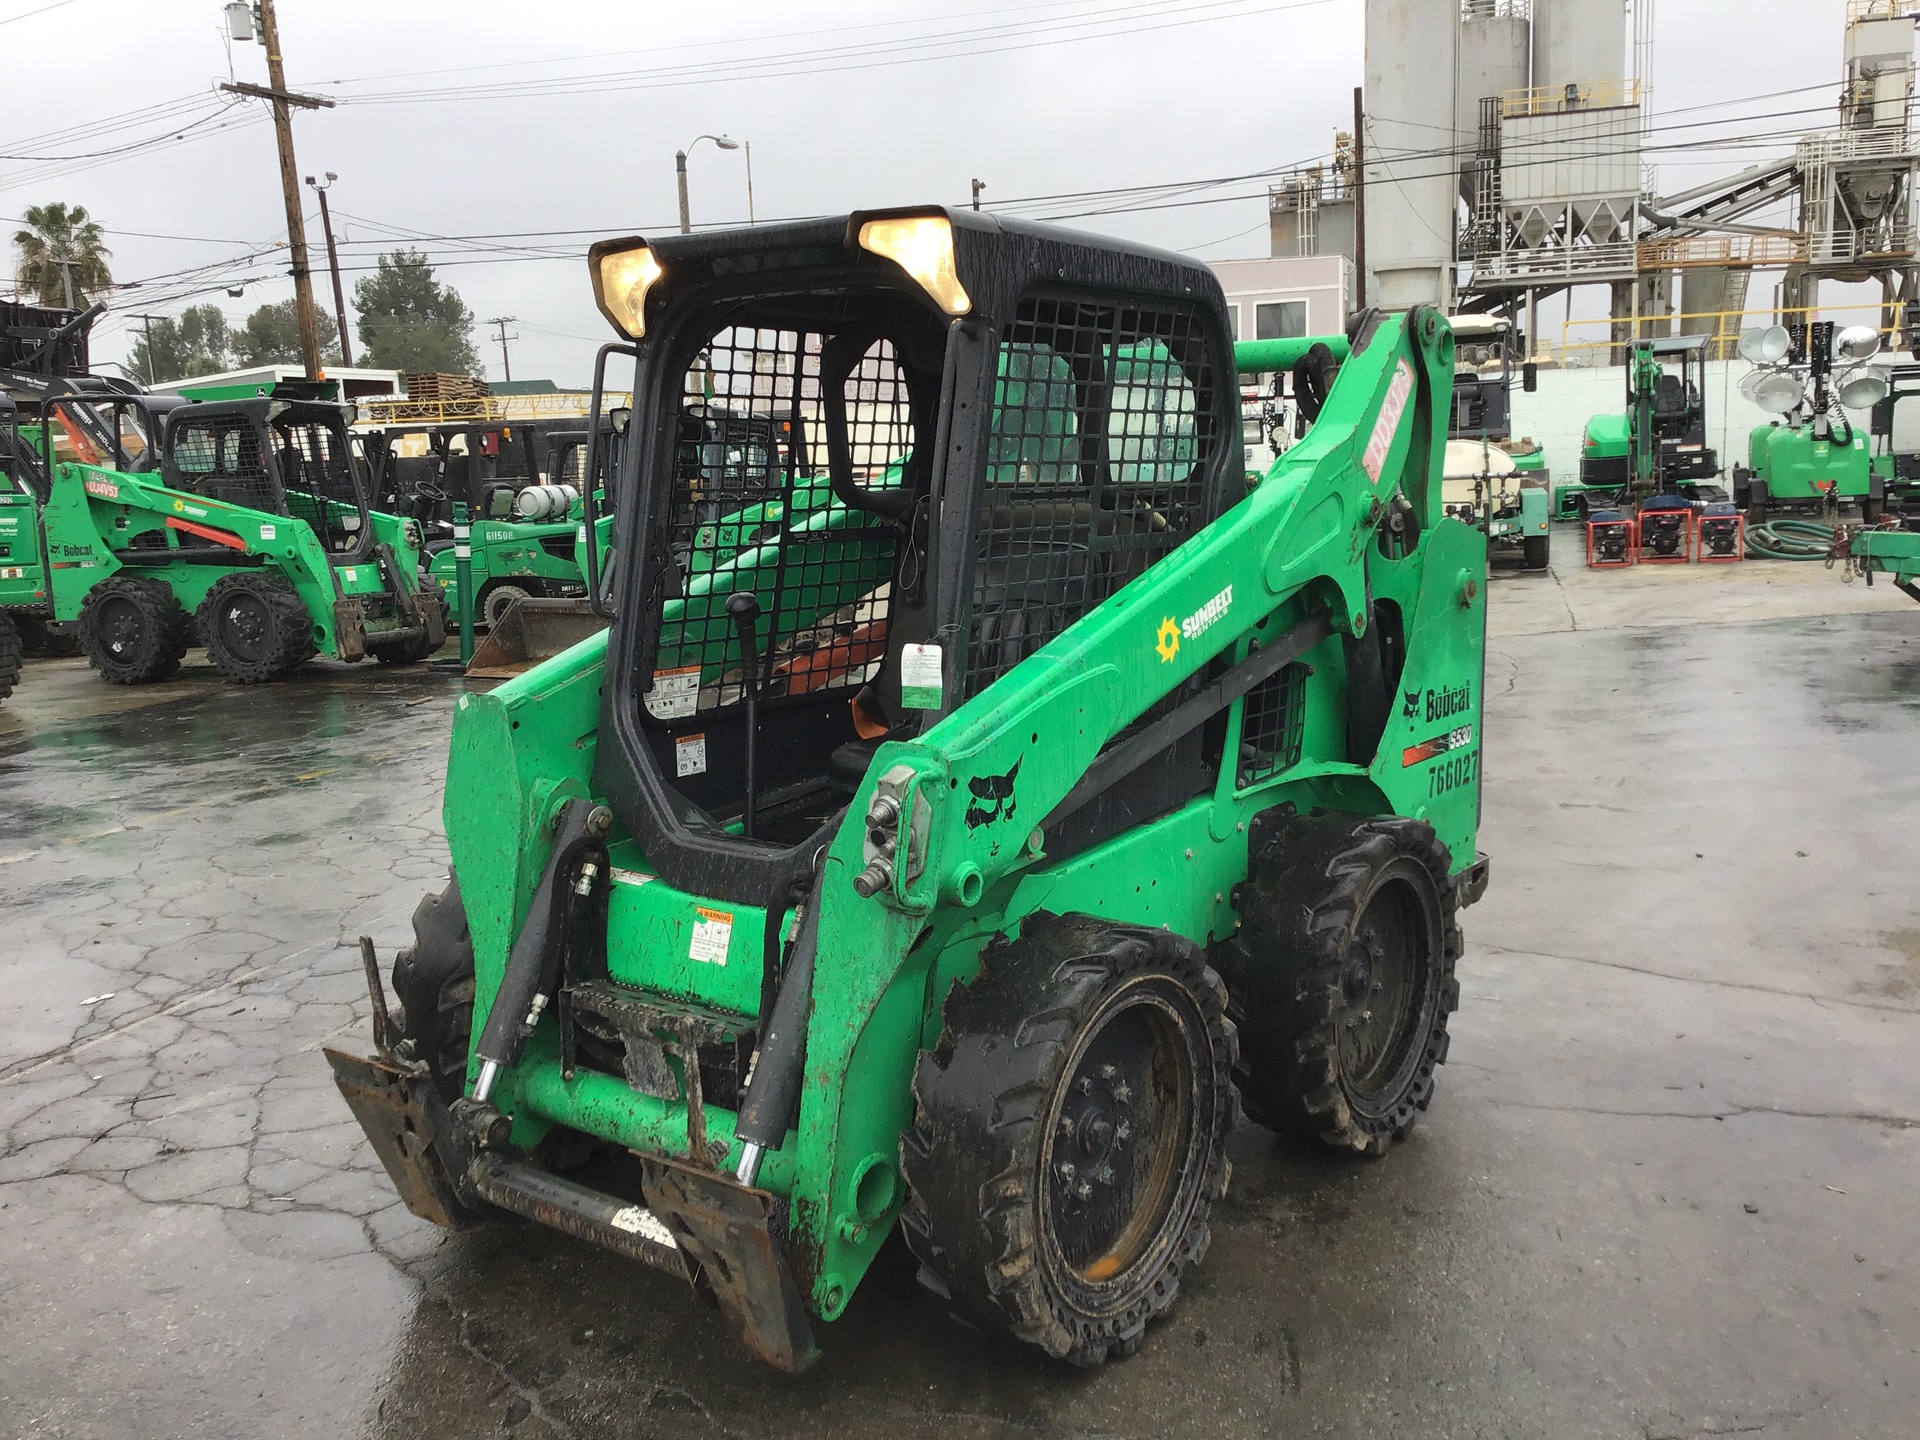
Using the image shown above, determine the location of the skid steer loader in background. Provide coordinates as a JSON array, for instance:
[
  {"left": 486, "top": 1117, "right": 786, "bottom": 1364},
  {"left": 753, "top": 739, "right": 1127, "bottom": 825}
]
[
  {"left": 33, "top": 388, "right": 445, "bottom": 684},
  {"left": 328, "top": 208, "right": 1489, "bottom": 1372}
]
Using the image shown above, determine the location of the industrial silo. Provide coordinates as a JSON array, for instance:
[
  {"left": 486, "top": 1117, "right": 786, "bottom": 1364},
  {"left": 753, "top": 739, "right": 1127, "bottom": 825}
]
[
  {"left": 1533, "top": 0, "right": 1627, "bottom": 89},
  {"left": 1364, "top": 0, "right": 1459, "bottom": 309}
]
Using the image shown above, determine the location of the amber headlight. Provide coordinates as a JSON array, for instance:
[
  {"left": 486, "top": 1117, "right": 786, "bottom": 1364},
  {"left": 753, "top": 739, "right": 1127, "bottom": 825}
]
[
  {"left": 593, "top": 244, "right": 665, "bottom": 338},
  {"left": 857, "top": 215, "right": 971, "bottom": 315}
]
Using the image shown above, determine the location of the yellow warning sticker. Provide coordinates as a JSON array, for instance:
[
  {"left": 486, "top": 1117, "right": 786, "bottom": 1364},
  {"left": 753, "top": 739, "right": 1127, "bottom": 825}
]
[{"left": 689, "top": 906, "right": 733, "bottom": 965}]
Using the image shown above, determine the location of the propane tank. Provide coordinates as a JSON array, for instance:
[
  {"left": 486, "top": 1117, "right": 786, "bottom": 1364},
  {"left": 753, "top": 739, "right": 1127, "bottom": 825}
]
[{"left": 514, "top": 484, "right": 579, "bottom": 521}]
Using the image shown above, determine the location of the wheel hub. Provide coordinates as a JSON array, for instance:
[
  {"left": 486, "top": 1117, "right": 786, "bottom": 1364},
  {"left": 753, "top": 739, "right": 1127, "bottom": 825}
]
[
  {"left": 221, "top": 594, "right": 272, "bottom": 663},
  {"left": 1054, "top": 1063, "right": 1133, "bottom": 1204}
]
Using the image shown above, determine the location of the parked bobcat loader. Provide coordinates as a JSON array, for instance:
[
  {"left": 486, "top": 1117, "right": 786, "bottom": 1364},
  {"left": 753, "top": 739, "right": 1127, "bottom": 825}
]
[
  {"left": 328, "top": 209, "right": 1489, "bottom": 1373},
  {"left": 33, "top": 389, "right": 444, "bottom": 683}
]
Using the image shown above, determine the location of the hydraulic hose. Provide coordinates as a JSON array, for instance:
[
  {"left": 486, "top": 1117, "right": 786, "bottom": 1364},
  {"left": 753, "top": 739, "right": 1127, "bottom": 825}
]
[{"left": 1745, "top": 518, "right": 1837, "bottom": 561}]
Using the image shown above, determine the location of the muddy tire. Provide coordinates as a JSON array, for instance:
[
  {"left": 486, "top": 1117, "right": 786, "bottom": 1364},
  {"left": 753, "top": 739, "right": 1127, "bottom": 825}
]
[
  {"left": 481, "top": 582, "right": 532, "bottom": 630},
  {"left": 79, "top": 575, "right": 189, "bottom": 685},
  {"left": 0, "top": 611, "right": 20, "bottom": 700},
  {"left": 369, "top": 574, "right": 447, "bottom": 666},
  {"left": 900, "top": 913, "right": 1238, "bottom": 1365},
  {"left": 391, "top": 875, "right": 476, "bottom": 1105},
  {"left": 198, "top": 571, "right": 315, "bottom": 683},
  {"left": 1222, "top": 811, "right": 1460, "bottom": 1156},
  {"left": 1523, "top": 534, "right": 1550, "bottom": 570}
]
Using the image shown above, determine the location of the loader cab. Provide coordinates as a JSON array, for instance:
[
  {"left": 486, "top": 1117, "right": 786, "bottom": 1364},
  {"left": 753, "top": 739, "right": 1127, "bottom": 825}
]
[
  {"left": 162, "top": 398, "right": 375, "bottom": 561},
  {"left": 1448, "top": 315, "right": 1515, "bottom": 441},
  {"left": 588, "top": 208, "right": 1238, "bottom": 901}
]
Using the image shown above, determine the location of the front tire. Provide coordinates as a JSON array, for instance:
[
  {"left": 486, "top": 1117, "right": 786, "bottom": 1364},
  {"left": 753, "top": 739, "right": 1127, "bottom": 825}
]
[
  {"left": 369, "top": 574, "right": 448, "bottom": 666},
  {"left": 198, "top": 571, "right": 315, "bottom": 683},
  {"left": 901, "top": 914, "right": 1237, "bottom": 1365},
  {"left": 1522, "top": 534, "right": 1550, "bottom": 570},
  {"left": 79, "top": 575, "right": 189, "bottom": 685},
  {"left": 481, "top": 581, "right": 532, "bottom": 630},
  {"left": 1222, "top": 812, "right": 1460, "bottom": 1156},
  {"left": 390, "top": 875, "right": 475, "bottom": 1105}
]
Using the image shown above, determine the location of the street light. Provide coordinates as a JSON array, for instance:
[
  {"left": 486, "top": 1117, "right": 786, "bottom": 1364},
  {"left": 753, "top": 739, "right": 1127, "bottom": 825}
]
[
  {"left": 303, "top": 170, "right": 353, "bottom": 367},
  {"left": 676, "top": 134, "right": 746, "bottom": 234}
]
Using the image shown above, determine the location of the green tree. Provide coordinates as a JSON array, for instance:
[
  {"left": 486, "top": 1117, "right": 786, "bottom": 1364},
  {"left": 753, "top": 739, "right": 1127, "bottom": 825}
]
[
  {"left": 352, "top": 249, "right": 480, "bottom": 375},
  {"left": 12, "top": 201, "right": 112, "bottom": 308},
  {"left": 127, "top": 306, "right": 232, "bottom": 385},
  {"left": 232, "top": 298, "right": 340, "bottom": 368}
]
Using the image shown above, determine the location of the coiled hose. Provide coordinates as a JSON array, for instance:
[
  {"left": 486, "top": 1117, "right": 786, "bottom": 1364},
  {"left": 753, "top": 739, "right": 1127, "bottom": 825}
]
[{"left": 1746, "top": 518, "right": 1837, "bottom": 561}]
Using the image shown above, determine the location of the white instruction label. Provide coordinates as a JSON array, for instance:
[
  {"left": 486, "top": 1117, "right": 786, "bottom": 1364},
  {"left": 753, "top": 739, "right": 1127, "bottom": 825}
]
[
  {"left": 675, "top": 731, "right": 707, "bottom": 777},
  {"left": 689, "top": 906, "right": 733, "bottom": 965},
  {"left": 609, "top": 868, "right": 655, "bottom": 888},
  {"left": 646, "top": 665, "right": 701, "bottom": 720},
  {"left": 900, "top": 642, "right": 944, "bottom": 710},
  {"left": 259, "top": 523, "right": 276, "bottom": 541}
]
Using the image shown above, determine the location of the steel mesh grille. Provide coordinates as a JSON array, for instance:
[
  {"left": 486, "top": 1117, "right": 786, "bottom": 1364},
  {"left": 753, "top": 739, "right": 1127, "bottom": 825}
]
[
  {"left": 273, "top": 419, "right": 363, "bottom": 553},
  {"left": 643, "top": 326, "right": 904, "bottom": 723},
  {"left": 963, "top": 297, "right": 1216, "bottom": 698},
  {"left": 167, "top": 414, "right": 276, "bottom": 514},
  {"left": 1237, "top": 661, "right": 1308, "bottom": 787}
]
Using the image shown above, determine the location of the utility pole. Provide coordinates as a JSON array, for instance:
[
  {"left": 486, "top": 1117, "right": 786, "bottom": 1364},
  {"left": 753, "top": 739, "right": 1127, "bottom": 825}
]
[
  {"left": 306, "top": 172, "right": 353, "bottom": 366},
  {"left": 488, "top": 317, "right": 518, "bottom": 382},
  {"left": 131, "top": 314, "right": 164, "bottom": 386},
  {"left": 971, "top": 178, "right": 986, "bottom": 211},
  {"left": 221, "top": 0, "right": 336, "bottom": 381},
  {"left": 1351, "top": 86, "right": 1367, "bottom": 315}
]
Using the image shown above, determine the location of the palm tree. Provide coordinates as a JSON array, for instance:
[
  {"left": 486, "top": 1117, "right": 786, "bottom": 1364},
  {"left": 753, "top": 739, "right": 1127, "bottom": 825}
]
[{"left": 13, "top": 202, "right": 112, "bottom": 308}]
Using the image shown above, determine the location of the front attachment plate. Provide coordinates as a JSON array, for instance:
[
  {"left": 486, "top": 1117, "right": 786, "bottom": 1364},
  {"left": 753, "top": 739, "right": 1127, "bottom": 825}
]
[
  {"left": 640, "top": 1154, "right": 821, "bottom": 1374},
  {"left": 324, "top": 1046, "right": 476, "bottom": 1229}
]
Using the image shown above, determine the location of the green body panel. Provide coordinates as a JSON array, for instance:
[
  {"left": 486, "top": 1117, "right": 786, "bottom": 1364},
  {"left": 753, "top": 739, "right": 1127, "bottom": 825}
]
[
  {"left": 1583, "top": 412, "right": 1630, "bottom": 461},
  {"left": 1510, "top": 447, "right": 1547, "bottom": 474},
  {"left": 434, "top": 311, "right": 1487, "bottom": 1321},
  {"left": 429, "top": 509, "right": 614, "bottom": 609},
  {"left": 1852, "top": 527, "right": 1920, "bottom": 592},
  {"left": 1748, "top": 424, "right": 1872, "bottom": 501},
  {"left": 0, "top": 477, "right": 47, "bottom": 611},
  {"left": 36, "top": 460, "right": 425, "bottom": 655}
]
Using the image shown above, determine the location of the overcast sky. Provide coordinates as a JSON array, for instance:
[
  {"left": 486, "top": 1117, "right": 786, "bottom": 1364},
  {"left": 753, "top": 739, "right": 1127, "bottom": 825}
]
[{"left": 0, "top": 0, "right": 1874, "bottom": 384}]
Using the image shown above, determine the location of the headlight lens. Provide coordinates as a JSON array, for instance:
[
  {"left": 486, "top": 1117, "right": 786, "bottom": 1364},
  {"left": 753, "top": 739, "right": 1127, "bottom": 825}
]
[
  {"left": 594, "top": 245, "right": 664, "bottom": 338},
  {"left": 858, "top": 215, "right": 971, "bottom": 314}
]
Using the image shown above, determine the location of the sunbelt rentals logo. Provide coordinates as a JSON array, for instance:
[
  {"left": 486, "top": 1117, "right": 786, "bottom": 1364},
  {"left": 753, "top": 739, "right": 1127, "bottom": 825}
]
[{"left": 1157, "top": 585, "right": 1232, "bottom": 662}]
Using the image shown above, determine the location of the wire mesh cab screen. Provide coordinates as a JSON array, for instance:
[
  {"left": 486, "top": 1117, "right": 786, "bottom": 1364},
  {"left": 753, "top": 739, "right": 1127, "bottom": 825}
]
[
  {"left": 635, "top": 318, "right": 917, "bottom": 830},
  {"left": 963, "top": 296, "right": 1218, "bottom": 700},
  {"left": 167, "top": 413, "right": 276, "bottom": 513},
  {"left": 272, "top": 416, "right": 369, "bottom": 556}
]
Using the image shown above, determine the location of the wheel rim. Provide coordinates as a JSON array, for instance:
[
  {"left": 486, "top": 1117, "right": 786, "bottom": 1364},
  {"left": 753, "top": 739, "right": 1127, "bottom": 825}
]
[
  {"left": 1337, "top": 868, "right": 1437, "bottom": 1110},
  {"left": 95, "top": 595, "right": 146, "bottom": 659},
  {"left": 216, "top": 591, "right": 274, "bottom": 664},
  {"left": 1039, "top": 976, "right": 1207, "bottom": 1311}
]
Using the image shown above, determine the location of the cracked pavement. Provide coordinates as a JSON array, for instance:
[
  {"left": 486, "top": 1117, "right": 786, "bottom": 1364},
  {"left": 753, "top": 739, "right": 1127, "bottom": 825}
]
[{"left": 3, "top": 556, "right": 1918, "bottom": 1439}]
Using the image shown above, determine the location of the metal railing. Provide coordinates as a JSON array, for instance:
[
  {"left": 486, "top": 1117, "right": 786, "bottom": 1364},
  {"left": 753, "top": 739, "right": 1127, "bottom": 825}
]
[
  {"left": 1636, "top": 234, "right": 1810, "bottom": 270},
  {"left": 1847, "top": 0, "right": 1920, "bottom": 24},
  {"left": 1461, "top": 0, "right": 1530, "bottom": 17},
  {"left": 1501, "top": 78, "right": 1641, "bottom": 119},
  {"left": 355, "top": 391, "right": 633, "bottom": 426},
  {"left": 1556, "top": 302, "right": 1897, "bottom": 362}
]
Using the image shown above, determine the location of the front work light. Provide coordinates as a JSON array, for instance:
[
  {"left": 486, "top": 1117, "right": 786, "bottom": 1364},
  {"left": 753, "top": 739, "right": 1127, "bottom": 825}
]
[
  {"left": 594, "top": 245, "right": 665, "bottom": 338},
  {"left": 858, "top": 215, "right": 971, "bottom": 315}
]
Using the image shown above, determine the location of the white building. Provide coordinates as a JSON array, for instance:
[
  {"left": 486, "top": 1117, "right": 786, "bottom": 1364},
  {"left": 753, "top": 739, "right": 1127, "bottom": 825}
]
[{"left": 1210, "top": 255, "right": 1354, "bottom": 345}]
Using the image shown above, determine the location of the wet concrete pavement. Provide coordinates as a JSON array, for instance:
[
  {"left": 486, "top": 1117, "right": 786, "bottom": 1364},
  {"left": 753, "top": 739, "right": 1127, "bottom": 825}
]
[{"left": 3, "top": 549, "right": 1918, "bottom": 1440}]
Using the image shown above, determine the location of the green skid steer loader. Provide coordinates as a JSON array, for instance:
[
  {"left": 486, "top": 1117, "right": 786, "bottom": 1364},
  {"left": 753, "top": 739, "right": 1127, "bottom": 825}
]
[
  {"left": 328, "top": 209, "right": 1490, "bottom": 1372},
  {"left": 33, "top": 389, "right": 445, "bottom": 684}
]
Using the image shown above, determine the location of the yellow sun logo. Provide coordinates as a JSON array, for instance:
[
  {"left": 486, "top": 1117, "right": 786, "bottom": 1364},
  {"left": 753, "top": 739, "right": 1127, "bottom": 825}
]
[{"left": 1155, "top": 617, "right": 1181, "bottom": 662}]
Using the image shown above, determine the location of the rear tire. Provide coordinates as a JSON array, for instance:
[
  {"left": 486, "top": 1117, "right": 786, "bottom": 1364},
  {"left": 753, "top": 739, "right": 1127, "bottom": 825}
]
[
  {"left": 0, "top": 612, "right": 21, "bottom": 701},
  {"left": 79, "top": 575, "right": 189, "bottom": 685},
  {"left": 390, "top": 875, "right": 475, "bottom": 1105},
  {"left": 482, "top": 582, "right": 532, "bottom": 631},
  {"left": 198, "top": 572, "right": 315, "bottom": 683},
  {"left": 901, "top": 913, "right": 1237, "bottom": 1365},
  {"left": 1221, "top": 811, "right": 1459, "bottom": 1156},
  {"left": 1522, "top": 534, "right": 1550, "bottom": 570}
]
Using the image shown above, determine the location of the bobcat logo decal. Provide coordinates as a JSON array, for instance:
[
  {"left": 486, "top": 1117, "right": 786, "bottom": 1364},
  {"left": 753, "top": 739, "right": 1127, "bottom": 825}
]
[
  {"left": 1403, "top": 688, "right": 1423, "bottom": 720},
  {"left": 965, "top": 758, "right": 1021, "bottom": 830}
]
